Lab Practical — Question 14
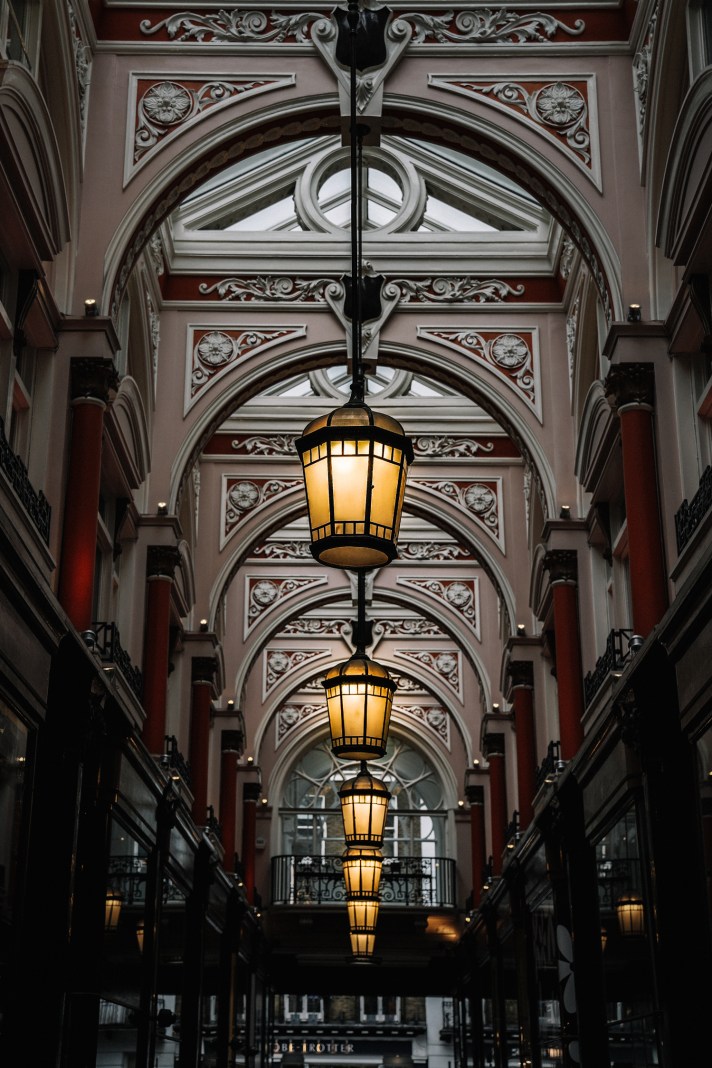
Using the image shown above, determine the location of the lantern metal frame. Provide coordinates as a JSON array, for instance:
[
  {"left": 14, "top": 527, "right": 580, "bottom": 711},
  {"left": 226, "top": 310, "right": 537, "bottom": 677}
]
[
  {"left": 346, "top": 895, "right": 380, "bottom": 934},
  {"left": 349, "top": 928, "right": 377, "bottom": 961},
  {"left": 323, "top": 572, "right": 396, "bottom": 758},
  {"left": 342, "top": 845, "right": 383, "bottom": 899},
  {"left": 294, "top": 0, "right": 413, "bottom": 572},
  {"left": 615, "top": 890, "right": 645, "bottom": 937},
  {"left": 104, "top": 888, "right": 123, "bottom": 931},
  {"left": 339, "top": 760, "right": 391, "bottom": 846}
]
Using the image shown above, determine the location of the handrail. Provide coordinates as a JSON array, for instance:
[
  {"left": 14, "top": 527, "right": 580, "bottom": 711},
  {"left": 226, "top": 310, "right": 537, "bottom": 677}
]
[{"left": 271, "top": 854, "right": 457, "bottom": 907}]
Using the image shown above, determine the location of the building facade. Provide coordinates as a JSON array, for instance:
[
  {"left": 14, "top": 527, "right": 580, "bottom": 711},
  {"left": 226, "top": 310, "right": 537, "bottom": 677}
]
[{"left": 1, "top": 0, "right": 711, "bottom": 1065}]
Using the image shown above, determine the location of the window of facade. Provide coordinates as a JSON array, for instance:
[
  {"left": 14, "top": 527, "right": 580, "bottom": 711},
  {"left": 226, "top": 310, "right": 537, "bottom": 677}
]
[
  {"left": 281, "top": 995, "right": 324, "bottom": 1022},
  {"left": 360, "top": 995, "right": 400, "bottom": 1022},
  {"left": 280, "top": 736, "right": 447, "bottom": 858}
]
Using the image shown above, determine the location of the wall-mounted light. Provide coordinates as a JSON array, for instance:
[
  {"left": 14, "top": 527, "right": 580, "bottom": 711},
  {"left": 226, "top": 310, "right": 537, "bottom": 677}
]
[
  {"left": 84, "top": 298, "right": 99, "bottom": 317},
  {"left": 199, "top": 618, "right": 208, "bottom": 632},
  {"left": 260, "top": 796, "right": 269, "bottom": 806},
  {"left": 136, "top": 919, "right": 145, "bottom": 952},
  {"left": 516, "top": 623, "right": 526, "bottom": 636},
  {"left": 156, "top": 502, "right": 168, "bottom": 515},
  {"left": 627, "top": 303, "right": 642, "bottom": 322},
  {"left": 105, "top": 889, "right": 123, "bottom": 930},
  {"left": 616, "top": 891, "right": 645, "bottom": 936},
  {"left": 559, "top": 504, "right": 571, "bottom": 519}
]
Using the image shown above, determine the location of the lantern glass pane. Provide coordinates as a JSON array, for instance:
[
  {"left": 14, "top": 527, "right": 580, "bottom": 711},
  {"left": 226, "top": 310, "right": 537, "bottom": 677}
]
[
  {"left": 331, "top": 453, "right": 369, "bottom": 523},
  {"left": 350, "top": 930, "right": 376, "bottom": 958},
  {"left": 341, "top": 791, "right": 389, "bottom": 845},
  {"left": 370, "top": 450, "right": 404, "bottom": 529},
  {"left": 303, "top": 457, "right": 331, "bottom": 530},
  {"left": 347, "top": 897, "right": 379, "bottom": 931},
  {"left": 342, "top": 848, "right": 383, "bottom": 897}
]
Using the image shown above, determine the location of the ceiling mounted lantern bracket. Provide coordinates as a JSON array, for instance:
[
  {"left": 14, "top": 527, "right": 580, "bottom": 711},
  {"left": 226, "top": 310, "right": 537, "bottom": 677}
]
[{"left": 296, "top": 8, "right": 414, "bottom": 571}]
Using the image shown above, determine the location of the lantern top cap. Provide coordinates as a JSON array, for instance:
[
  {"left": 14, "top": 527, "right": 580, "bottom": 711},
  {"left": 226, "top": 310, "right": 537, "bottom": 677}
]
[
  {"left": 339, "top": 762, "right": 391, "bottom": 799},
  {"left": 324, "top": 652, "right": 394, "bottom": 683},
  {"left": 300, "top": 402, "right": 409, "bottom": 440}
]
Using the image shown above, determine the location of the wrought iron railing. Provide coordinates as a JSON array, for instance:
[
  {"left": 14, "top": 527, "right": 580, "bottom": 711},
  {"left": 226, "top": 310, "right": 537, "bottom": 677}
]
[
  {"left": 504, "top": 810, "right": 520, "bottom": 852},
  {"left": 0, "top": 416, "right": 51, "bottom": 543},
  {"left": 271, "top": 854, "right": 457, "bottom": 907},
  {"left": 583, "top": 628, "right": 634, "bottom": 706},
  {"left": 675, "top": 464, "right": 712, "bottom": 552},
  {"left": 161, "top": 735, "right": 192, "bottom": 788},
  {"left": 535, "top": 740, "right": 563, "bottom": 792},
  {"left": 107, "top": 855, "right": 185, "bottom": 906},
  {"left": 93, "top": 621, "right": 143, "bottom": 701}
]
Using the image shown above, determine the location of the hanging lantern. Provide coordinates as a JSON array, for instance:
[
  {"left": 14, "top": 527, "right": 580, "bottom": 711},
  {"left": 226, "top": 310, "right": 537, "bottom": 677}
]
[
  {"left": 104, "top": 889, "right": 123, "bottom": 930},
  {"left": 349, "top": 928, "right": 376, "bottom": 960},
  {"left": 342, "top": 846, "right": 383, "bottom": 898},
  {"left": 616, "top": 891, "right": 645, "bottom": 936},
  {"left": 324, "top": 651, "right": 395, "bottom": 759},
  {"left": 296, "top": 402, "right": 413, "bottom": 570},
  {"left": 136, "top": 919, "right": 145, "bottom": 952},
  {"left": 339, "top": 762, "right": 391, "bottom": 846}
]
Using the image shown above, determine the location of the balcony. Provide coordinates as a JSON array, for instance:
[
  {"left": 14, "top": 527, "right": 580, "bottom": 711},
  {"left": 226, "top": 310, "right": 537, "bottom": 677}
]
[
  {"left": 675, "top": 464, "right": 712, "bottom": 553},
  {"left": 583, "top": 628, "right": 634, "bottom": 707},
  {"left": 93, "top": 621, "right": 143, "bottom": 701},
  {"left": 0, "top": 415, "right": 51, "bottom": 543},
  {"left": 271, "top": 854, "right": 457, "bottom": 908}
]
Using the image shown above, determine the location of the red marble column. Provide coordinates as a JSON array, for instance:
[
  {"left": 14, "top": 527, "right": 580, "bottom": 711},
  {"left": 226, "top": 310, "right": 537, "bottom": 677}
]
[
  {"left": 509, "top": 661, "right": 537, "bottom": 831},
  {"left": 142, "top": 546, "right": 180, "bottom": 755},
  {"left": 57, "top": 359, "right": 118, "bottom": 632},
  {"left": 544, "top": 550, "right": 585, "bottom": 761},
  {"left": 483, "top": 733, "right": 507, "bottom": 875},
  {"left": 188, "top": 658, "right": 216, "bottom": 824},
  {"left": 241, "top": 782, "right": 261, "bottom": 904},
  {"left": 219, "top": 732, "right": 242, "bottom": 872},
  {"left": 605, "top": 364, "right": 667, "bottom": 636},
  {"left": 465, "top": 783, "right": 486, "bottom": 908}
]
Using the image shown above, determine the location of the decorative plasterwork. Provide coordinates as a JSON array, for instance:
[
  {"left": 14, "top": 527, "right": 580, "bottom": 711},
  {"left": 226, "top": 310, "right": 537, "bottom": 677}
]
[
  {"left": 229, "top": 433, "right": 297, "bottom": 457},
  {"left": 397, "top": 577, "right": 481, "bottom": 638},
  {"left": 251, "top": 539, "right": 313, "bottom": 560},
  {"left": 566, "top": 295, "right": 580, "bottom": 394},
  {"left": 221, "top": 476, "right": 302, "bottom": 548},
  {"left": 410, "top": 434, "right": 516, "bottom": 460},
  {"left": 263, "top": 647, "right": 329, "bottom": 698},
  {"left": 411, "top": 478, "right": 504, "bottom": 551},
  {"left": 390, "top": 672, "right": 428, "bottom": 695},
  {"left": 244, "top": 575, "right": 327, "bottom": 638},
  {"left": 278, "top": 616, "right": 351, "bottom": 638},
  {"left": 632, "top": 1, "right": 659, "bottom": 142},
  {"left": 372, "top": 617, "right": 446, "bottom": 641},
  {"left": 429, "top": 75, "right": 600, "bottom": 187},
  {"left": 126, "top": 73, "right": 295, "bottom": 182},
  {"left": 137, "top": 8, "right": 585, "bottom": 48},
  {"left": 393, "top": 702, "right": 450, "bottom": 749},
  {"left": 67, "top": 2, "right": 92, "bottom": 142},
  {"left": 559, "top": 235, "right": 576, "bottom": 280},
  {"left": 186, "top": 325, "right": 306, "bottom": 412},
  {"left": 196, "top": 274, "right": 526, "bottom": 307},
  {"left": 276, "top": 702, "right": 324, "bottom": 745},
  {"left": 395, "top": 648, "right": 462, "bottom": 699},
  {"left": 418, "top": 326, "right": 541, "bottom": 422},
  {"left": 395, "top": 540, "right": 474, "bottom": 561}
]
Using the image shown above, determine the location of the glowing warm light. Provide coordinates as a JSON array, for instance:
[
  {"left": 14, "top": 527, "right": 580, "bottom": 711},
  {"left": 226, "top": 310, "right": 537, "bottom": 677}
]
[
  {"left": 339, "top": 763, "right": 391, "bottom": 846},
  {"left": 349, "top": 929, "right": 376, "bottom": 959},
  {"left": 296, "top": 402, "right": 413, "bottom": 569},
  {"left": 324, "top": 653, "right": 395, "bottom": 759},
  {"left": 342, "top": 846, "right": 383, "bottom": 898},
  {"left": 104, "top": 890, "right": 123, "bottom": 930},
  {"left": 616, "top": 892, "right": 645, "bottom": 936},
  {"left": 346, "top": 896, "right": 379, "bottom": 932}
]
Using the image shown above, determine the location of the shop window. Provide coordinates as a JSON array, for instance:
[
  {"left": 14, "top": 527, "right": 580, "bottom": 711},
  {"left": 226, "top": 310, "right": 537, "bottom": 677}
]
[{"left": 595, "top": 806, "right": 660, "bottom": 1064}]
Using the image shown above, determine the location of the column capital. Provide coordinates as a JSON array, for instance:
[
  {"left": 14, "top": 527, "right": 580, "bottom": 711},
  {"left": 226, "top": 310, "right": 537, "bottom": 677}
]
[
  {"left": 243, "top": 782, "right": 262, "bottom": 803},
  {"left": 221, "top": 729, "right": 244, "bottom": 754},
  {"left": 508, "top": 660, "right": 534, "bottom": 690},
  {"left": 465, "top": 783, "right": 485, "bottom": 805},
  {"left": 543, "top": 549, "right": 578, "bottom": 585},
  {"left": 482, "top": 731, "right": 506, "bottom": 760},
  {"left": 147, "top": 544, "right": 181, "bottom": 580},
  {"left": 70, "top": 357, "right": 120, "bottom": 403},
  {"left": 192, "top": 656, "right": 218, "bottom": 685},
  {"left": 604, "top": 362, "right": 655, "bottom": 411}
]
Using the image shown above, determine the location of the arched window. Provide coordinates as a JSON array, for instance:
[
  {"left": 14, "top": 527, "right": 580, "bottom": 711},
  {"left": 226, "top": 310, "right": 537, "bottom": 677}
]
[{"left": 280, "top": 735, "right": 446, "bottom": 858}]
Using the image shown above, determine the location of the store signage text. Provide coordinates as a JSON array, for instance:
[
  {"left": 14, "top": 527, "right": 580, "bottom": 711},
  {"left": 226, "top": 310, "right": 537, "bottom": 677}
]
[{"left": 274, "top": 1041, "right": 355, "bottom": 1055}]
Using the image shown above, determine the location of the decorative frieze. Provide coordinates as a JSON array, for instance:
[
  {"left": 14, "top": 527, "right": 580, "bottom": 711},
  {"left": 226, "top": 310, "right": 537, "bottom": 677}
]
[
  {"left": 245, "top": 575, "right": 327, "bottom": 636},
  {"left": 278, "top": 617, "right": 351, "bottom": 638},
  {"left": 263, "top": 647, "right": 329, "bottom": 697},
  {"left": 412, "top": 478, "right": 504, "bottom": 549},
  {"left": 430, "top": 76, "right": 596, "bottom": 178},
  {"left": 395, "top": 648, "right": 461, "bottom": 697},
  {"left": 276, "top": 702, "right": 324, "bottom": 744},
  {"left": 417, "top": 326, "right": 541, "bottom": 419},
  {"left": 386, "top": 276, "right": 525, "bottom": 303},
  {"left": 187, "top": 325, "right": 306, "bottom": 410},
  {"left": 400, "top": 9, "right": 585, "bottom": 45},
  {"left": 412, "top": 435, "right": 495, "bottom": 459},
  {"left": 373, "top": 617, "right": 446, "bottom": 640},
  {"left": 228, "top": 433, "right": 297, "bottom": 457},
  {"left": 394, "top": 702, "right": 450, "bottom": 747},
  {"left": 199, "top": 276, "right": 337, "bottom": 302},
  {"left": 397, "top": 576, "right": 480, "bottom": 636},
  {"left": 222, "top": 476, "right": 302, "bottom": 545},
  {"left": 396, "top": 540, "right": 474, "bottom": 561},
  {"left": 632, "top": 1, "right": 659, "bottom": 139},
  {"left": 566, "top": 296, "right": 579, "bottom": 390},
  {"left": 140, "top": 9, "right": 323, "bottom": 43},
  {"left": 67, "top": 2, "right": 92, "bottom": 139}
]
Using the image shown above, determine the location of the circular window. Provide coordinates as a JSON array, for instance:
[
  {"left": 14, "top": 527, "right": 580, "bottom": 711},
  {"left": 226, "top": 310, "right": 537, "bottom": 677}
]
[{"left": 295, "top": 144, "right": 426, "bottom": 235}]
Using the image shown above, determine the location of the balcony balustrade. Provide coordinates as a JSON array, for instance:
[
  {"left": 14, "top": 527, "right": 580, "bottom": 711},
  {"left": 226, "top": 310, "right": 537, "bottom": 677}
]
[
  {"left": 0, "top": 415, "right": 51, "bottom": 543},
  {"left": 93, "top": 621, "right": 143, "bottom": 701},
  {"left": 271, "top": 854, "right": 457, "bottom": 908},
  {"left": 583, "top": 628, "right": 634, "bottom": 707},
  {"left": 675, "top": 464, "right": 712, "bottom": 552}
]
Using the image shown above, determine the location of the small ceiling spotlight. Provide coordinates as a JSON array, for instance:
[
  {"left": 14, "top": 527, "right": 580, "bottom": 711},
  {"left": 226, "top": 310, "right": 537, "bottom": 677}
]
[
  {"left": 157, "top": 502, "right": 168, "bottom": 515},
  {"left": 516, "top": 623, "right": 526, "bottom": 636},
  {"left": 627, "top": 303, "right": 642, "bottom": 322},
  {"left": 199, "top": 618, "right": 208, "bottom": 632},
  {"left": 84, "top": 297, "right": 99, "bottom": 317},
  {"left": 559, "top": 504, "right": 571, "bottom": 519}
]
